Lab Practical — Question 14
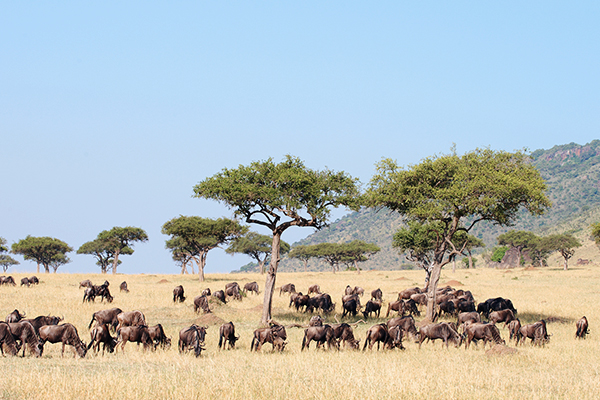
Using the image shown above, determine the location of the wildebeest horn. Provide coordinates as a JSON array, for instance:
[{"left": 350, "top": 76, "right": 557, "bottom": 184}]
[{"left": 203, "top": 326, "right": 208, "bottom": 330}]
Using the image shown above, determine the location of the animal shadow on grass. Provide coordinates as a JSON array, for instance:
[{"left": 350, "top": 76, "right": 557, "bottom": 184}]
[{"left": 517, "top": 312, "right": 575, "bottom": 325}]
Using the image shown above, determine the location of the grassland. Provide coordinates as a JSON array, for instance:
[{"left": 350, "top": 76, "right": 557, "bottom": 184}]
[{"left": 1, "top": 266, "right": 599, "bottom": 400}]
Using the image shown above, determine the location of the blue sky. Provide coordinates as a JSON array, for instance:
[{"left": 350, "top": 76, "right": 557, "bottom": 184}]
[{"left": 1, "top": 2, "right": 599, "bottom": 274}]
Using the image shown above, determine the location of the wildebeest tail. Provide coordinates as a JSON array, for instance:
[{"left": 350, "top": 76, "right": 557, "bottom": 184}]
[
  {"left": 250, "top": 333, "right": 257, "bottom": 351},
  {"left": 301, "top": 330, "right": 308, "bottom": 351},
  {"left": 218, "top": 332, "right": 223, "bottom": 349}
]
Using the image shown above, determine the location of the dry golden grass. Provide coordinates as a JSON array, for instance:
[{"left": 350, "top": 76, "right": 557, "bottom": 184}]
[{"left": 1, "top": 266, "right": 599, "bottom": 400}]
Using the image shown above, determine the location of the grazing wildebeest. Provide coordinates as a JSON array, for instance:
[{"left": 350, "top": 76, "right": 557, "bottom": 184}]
[
  {"left": 201, "top": 288, "right": 211, "bottom": 297},
  {"left": 8, "top": 321, "right": 43, "bottom": 357},
  {"left": 455, "top": 299, "right": 476, "bottom": 314},
  {"left": 120, "top": 281, "right": 129, "bottom": 293},
  {"left": 352, "top": 286, "right": 365, "bottom": 296},
  {"left": 362, "top": 299, "right": 382, "bottom": 319},
  {"left": 363, "top": 323, "right": 389, "bottom": 351},
  {"left": 309, "top": 315, "right": 324, "bottom": 327},
  {"left": 20, "top": 277, "right": 30, "bottom": 287},
  {"left": 403, "top": 299, "right": 420, "bottom": 316},
  {"left": 83, "top": 286, "right": 97, "bottom": 302},
  {"left": 411, "top": 293, "right": 428, "bottom": 306},
  {"left": 342, "top": 294, "right": 362, "bottom": 311},
  {"left": 371, "top": 288, "right": 383, "bottom": 301},
  {"left": 28, "top": 276, "right": 39, "bottom": 285},
  {"left": 279, "top": 283, "right": 296, "bottom": 296},
  {"left": 387, "top": 325, "right": 405, "bottom": 350},
  {"left": 79, "top": 279, "right": 93, "bottom": 289},
  {"left": 388, "top": 315, "right": 419, "bottom": 342},
  {"left": 0, "top": 322, "right": 20, "bottom": 356},
  {"left": 96, "top": 284, "right": 113, "bottom": 303},
  {"left": 301, "top": 324, "right": 338, "bottom": 351},
  {"left": 385, "top": 300, "right": 405, "bottom": 318},
  {"left": 218, "top": 321, "right": 239, "bottom": 350},
  {"left": 478, "top": 297, "right": 517, "bottom": 318},
  {"left": 173, "top": 285, "right": 186, "bottom": 303},
  {"left": 250, "top": 324, "right": 287, "bottom": 352},
  {"left": 243, "top": 282, "right": 259, "bottom": 295},
  {"left": 23, "top": 315, "right": 63, "bottom": 336},
  {"left": 116, "top": 325, "right": 153, "bottom": 352},
  {"left": 225, "top": 283, "right": 242, "bottom": 300},
  {"left": 457, "top": 312, "right": 481, "bottom": 326},
  {"left": 88, "top": 308, "right": 123, "bottom": 332},
  {"left": 517, "top": 320, "right": 549, "bottom": 346},
  {"left": 0, "top": 276, "right": 16, "bottom": 286},
  {"left": 439, "top": 301, "right": 456, "bottom": 317},
  {"left": 308, "top": 284, "right": 321, "bottom": 295},
  {"left": 576, "top": 316, "right": 589, "bottom": 339},
  {"left": 342, "top": 298, "right": 359, "bottom": 318},
  {"left": 193, "top": 295, "right": 211, "bottom": 314},
  {"left": 306, "top": 293, "right": 335, "bottom": 314},
  {"left": 330, "top": 323, "right": 360, "bottom": 349},
  {"left": 507, "top": 319, "right": 521, "bottom": 341},
  {"left": 39, "top": 323, "right": 87, "bottom": 358},
  {"left": 179, "top": 325, "right": 207, "bottom": 357},
  {"left": 147, "top": 324, "right": 171, "bottom": 349},
  {"left": 418, "top": 323, "right": 462, "bottom": 349},
  {"left": 5, "top": 309, "right": 25, "bottom": 323},
  {"left": 489, "top": 309, "right": 516, "bottom": 328},
  {"left": 88, "top": 323, "right": 117, "bottom": 354},
  {"left": 213, "top": 290, "right": 226, "bottom": 303},
  {"left": 464, "top": 322, "right": 504, "bottom": 349},
  {"left": 293, "top": 293, "right": 310, "bottom": 312},
  {"left": 116, "top": 310, "right": 146, "bottom": 331}
]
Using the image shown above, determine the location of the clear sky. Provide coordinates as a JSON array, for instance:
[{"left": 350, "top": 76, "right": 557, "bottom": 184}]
[{"left": 1, "top": 2, "right": 599, "bottom": 275}]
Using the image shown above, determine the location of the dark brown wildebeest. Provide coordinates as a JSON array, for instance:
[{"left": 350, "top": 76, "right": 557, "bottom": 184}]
[
  {"left": 292, "top": 293, "right": 310, "bottom": 312},
  {"left": 439, "top": 301, "right": 456, "bottom": 317},
  {"left": 342, "top": 294, "right": 362, "bottom": 311},
  {"left": 301, "top": 324, "right": 338, "bottom": 351},
  {"left": 28, "top": 276, "right": 39, "bottom": 285},
  {"left": 147, "top": 324, "right": 171, "bottom": 349},
  {"left": 517, "top": 320, "right": 549, "bottom": 346},
  {"left": 489, "top": 309, "right": 516, "bottom": 328},
  {"left": 399, "top": 287, "right": 421, "bottom": 300},
  {"left": 96, "top": 284, "right": 113, "bottom": 303},
  {"left": 386, "top": 325, "right": 405, "bottom": 350},
  {"left": 79, "top": 279, "right": 93, "bottom": 289},
  {"left": 116, "top": 325, "right": 153, "bottom": 352},
  {"left": 342, "top": 298, "right": 359, "bottom": 318},
  {"left": 309, "top": 315, "right": 324, "bottom": 327},
  {"left": 201, "top": 288, "right": 211, "bottom": 297},
  {"left": 464, "top": 322, "right": 504, "bottom": 349},
  {"left": 455, "top": 300, "right": 476, "bottom": 314},
  {"left": 279, "top": 283, "right": 296, "bottom": 296},
  {"left": 477, "top": 297, "right": 517, "bottom": 318},
  {"left": 0, "top": 322, "right": 20, "bottom": 356},
  {"left": 173, "top": 285, "right": 186, "bottom": 303},
  {"left": 403, "top": 299, "right": 420, "bottom": 317},
  {"left": 576, "top": 316, "right": 589, "bottom": 339},
  {"left": 330, "top": 323, "right": 360, "bottom": 349},
  {"left": 250, "top": 324, "right": 287, "bottom": 352},
  {"left": 243, "top": 282, "right": 259, "bottom": 295},
  {"left": 388, "top": 315, "right": 419, "bottom": 342},
  {"left": 507, "top": 319, "right": 521, "bottom": 341},
  {"left": 418, "top": 322, "right": 462, "bottom": 349},
  {"left": 179, "top": 325, "right": 207, "bottom": 357},
  {"left": 411, "top": 293, "right": 428, "bottom": 306},
  {"left": 457, "top": 311, "right": 481, "bottom": 326},
  {"left": 213, "top": 290, "right": 226, "bottom": 303},
  {"left": 385, "top": 300, "right": 405, "bottom": 318},
  {"left": 83, "top": 286, "right": 97, "bottom": 302},
  {"left": 116, "top": 310, "right": 146, "bottom": 331},
  {"left": 88, "top": 323, "right": 117, "bottom": 354},
  {"left": 23, "top": 315, "right": 62, "bottom": 336},
  {"left": 218, "top": 321, "right": 239, "bottom": 350},
  {"left": 20, "top": 277, "right": 30, "bottom": 287},
  {"left": 371, "top": 288, "right": 383, "bottom": 301},
  {"left": 8, "top": 321, "right": 43, "bottom": 357},
  {"left": 308, "top": 284, "right": 321, "bottom": 295},
  {"left": 120, "top": 281, "right": 129, "bottom": 293},
  {"left": 193, "top": 295, "right": 211, "bottom": 314},
  {"left": 362, "top": 299, "right": 382, "bottom": 319},
  {"left": 225, "top": 283, "right": 242, "bottom": 301},
  {"left": 88, "top": 308, "right": 123, "bottom": 331},
  {"left": 39, "top": 323, "right": 87, "bottom": 358},
  {"left": 5, "top": 309, "right": 25, "bottom": 323},
  {"left": 363, "top": 323, "right": 389, "bottom": 351},
  {"left": 0, "top": 276, "right": 16, "bottom": 286},
  {"left": 306, "top": 293, "right": 335, "bottom": 314}
]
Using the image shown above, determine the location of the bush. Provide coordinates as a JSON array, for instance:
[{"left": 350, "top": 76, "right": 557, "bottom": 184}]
[{"left": 491, "top": 246, "right": 508, "bottom": 262}]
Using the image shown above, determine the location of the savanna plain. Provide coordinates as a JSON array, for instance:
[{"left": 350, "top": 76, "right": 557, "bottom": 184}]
[{"left": 1, "top": 266, "right": 599, "bottom": 400}]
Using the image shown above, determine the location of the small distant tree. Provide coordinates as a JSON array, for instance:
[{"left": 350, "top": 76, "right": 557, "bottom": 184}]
[
  {"left": 340, "top": 240, "right": 381, "bottom": 274},
  {"left": 11, "top": 236, "right": 72, "bottom": 273},
  {"left": 288, "top": 245, "right": 318, "bottom": 272},
  {"left": 527, "top": 236, "right": 553, "bottom": 267},
  {"left": 490, "top": 246, "right": 508, "bottom": 262},
  {"left": 77, "top": 237, "right": 129, "bottom": 274},
  {"left": 497, "top": 230, "right": 538, "bottom": 265},
  {"left": 545, "top": 233, "right": 582, "bottom": 270},
  {"left": 590, "top": 223, "right": 600, "bottom": 246},
  {"left": 162, "top": 216, "right": 247, "bottom": 282},
  {"left": 0, "top": 237, "right": 19, "bottom": 272},
  {"left": 311, "top": 243, "right": 346, "bottom": 273},
  {"left": 226, "top": 232, "right": 290, "bottom": 274},
  {"left": 96, "top": 227, "right": 148, "bottom": 274}
]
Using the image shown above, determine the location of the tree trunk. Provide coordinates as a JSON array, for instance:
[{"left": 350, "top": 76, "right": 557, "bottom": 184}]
[
  {"left": 196, "top": 253, "right": 207, "bottom": 282},
  {"left": 259, "top": 259, "right": 265, "bottom": 275},
  {"left": 112, "top": 250, "right": 121, "bottom": 274},
  {"left": 355, "top": 260, "right": 360, "bottom": 274},
  {"left": 262, "top": 232, "right": 281, "bottom": 324},
  {"left": 563, "top": 257, "right": 568, "bottom": 271},
  {"left": 36, "top": 262, "right": 40, "bottom": 274},
  {"left": 181, "top": 261, "right": 187, "bottom": 274},
  {"left": 303, "top": 259, "right": 308, "bottom": 273},
  {"left": 43, "top": 263, "right": 50, "bottom": 273},
  {"left": 468, "top": 254, "right": 474, "bottom": 269},
  {"left": 425, "top": 262, "right": 442, "bottom": 322},
  {"left": 452, "top": 259, "right": 456, "bottom": 273}
]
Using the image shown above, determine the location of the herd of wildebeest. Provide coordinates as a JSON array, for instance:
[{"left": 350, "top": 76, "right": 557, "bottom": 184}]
[{"left": 0, "top": 275, "right": 591, "bottom": 358}]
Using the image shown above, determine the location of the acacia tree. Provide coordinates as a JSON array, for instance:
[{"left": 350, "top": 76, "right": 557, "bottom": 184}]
[
  {"left": 77, "top": 237, "right": 129, "bottom": 274},
  {"left": 312, "top": 243, "right": 346, "bottom": 273},
  {"left": 97, "top": 227, "right": 148, "bottom": 274},
  {"left": 194, "top": 155, "right": 360, "bottom": 324},
  {"left": 288, "top": 245, "right": 318, "bottom": 272},
  {"left": 226, "top": 232, "right": 290, "bottom": 274},
  {"left": 454, "top": 231, "right": 485, "bottom": 270},
  {"left": 11, "top": 236, "right": 73, "bottom": 273},
  {"left": 590, "top": 223, "right": 600, "bottom": 247},
  {"left": 366, "top": 148, "right": 550, "bottom": 321},
  {"left": 0, "top": 237, "right": 19, "bottom": 272},
  {"left": 497, "top": 230, "right": 538, "bottom": 266},
  {"left": 545, "top": 233, "right": 581, "bottom": 270},
  {"left": 338, "top": 240, "right": 380, "bottom": 274},
  {"left": 162, "top": 216, "right": 247, "bottom": 282}
]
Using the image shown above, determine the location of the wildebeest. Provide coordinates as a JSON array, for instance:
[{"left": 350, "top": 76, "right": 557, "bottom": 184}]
[
  {"left": 28, "top": 276, "right": 39, "bottom": 285},
  {"left": 147, "top": 324, "right": 171, "bottom": 349},
  {"left": 8, "top": 321, "right": 43, "bottom": 357},
  {"left": 477, "top": 297, "right": 517, "bottom": 318},
  {"left": 88, "top": 308, "right": 123, "bottom": 331},
  {"left": 173, "top": 285, "right": 186, "bottom": 303},
  {"left": 0, "top": 322, "right": 20, "bottom": 356},
  {"left": 403, "top": 299, "right": 420, "bottom": 316},
  {"left": 345, "top": 285, "right": 354, "bottom": 296},
  {"left": 292, "top": 293, "right": 310, "bottom": 312},
  {"left": 120, "top": 281, "right": 129, "bottom": 293},
  {"left": 457, "top": 311, "right": 481, "bottom": 326},
  {"left": 330, "top": 323, "right": 360, "bottom": 349},
  {"left": 0, "top": 276, "right": 16, "bottom": 286},
  {"left": 507, "top": 319, "right": 521, "bottom": 341},
  {"left": 308, "top": 284, "right": 321, "bottom": 295},
  {"left": 301, "top": 324, "right": 338, "bottom": 351},
  {"left": 464, "top": 322, "right": 504, "bottom": 349},
  {"left": 363, "top": 323, "right": 389, "bottom": 350},
  {"left": 371, "top": 288, "right": 383, "bottom": 301},
  {"left": 342, "top": 294, "right": 362, "bottom": 310},
  {"left": 250, "top": 323, "right": 287, "bottom": 352},
  {"left": 225, "top": 282, "right": 242, "bottom": 300},
  {"left": 39, "top": 323, "right": 87, "bottom": 358},
  {"left": 411, "top": 293, "right": 428, "bottom": 306},
  {"left": 388, "top": 315, "right": 419, "bottom": 342},
  {"left": 83, "top": 283, "right": 113, "bottom": 303},
  {"left": 455, "top": 299, "right": 476, "bottom": 314},
  {"left": 243, "top": 282, "right": 259, "bottom": 295},
  {"left": 385, "top": 300, "right": 405, "bottom": 318},
  {"left": 116, "top": 310, "right": 146, "bottom": 331},
  {"left": 23, "top": 315, "right": 63, "bottom": 336},
  {"left": 439, "top": 301, "right": 456, "bottom": 317},
  {"left": 20, "top": 277, "right": 31, "bottom": 286},
  {"left": 116, "top": 325, "right": 153, "bottom": 352},
  {"left": 179, "top": 325, "right": 207, "bottom": 357},
  {"left": 342, "top": 298, "right": 359, "bottom": 318},
  {"left": 79, "top": 279, "right": 93, "bottom": 289},
  {"left": 362, "top": 299, "right": 382, "bottom": 319},
  {"left": 5, "top": 309, "right": 25, "bottom": 323},
  {"left": 88, "top": 323, "right": 117, "bottom": 354},
  {"left": 576, "top": 316, "right": 589, "bottom": 339},
  {"left": 418, "top": 322, "right": 462, "bottom": 348},
  {"left": 279, "top": 283, "right": 296, "bottom": 296},
  {"left": 201, "top": 288, "right": 211, "bottom": 297},
  {"left": 193, "top": 295, "right": 211, "bottom": 314},
  {"left": 212, "top": 290, "right": 226, "bottom": 303},
  {"left": 399, "top": 287, "right": 421, "bottom": 300},
  {"left": 83, "top": 286, "right": 97, "bottom": 302},
  {"left": 517, "top": 320, "right": 550, "bottom": 346},
  {"left": 306, "top": 293, "right": 335, "bottom": 314},
  {"left": 489, "top": 309, "right": 516, "bottom": 328},
  {"left": 309, "top": 315, "right": 324, "bottom": 327},
  {"left": 387, "top": 325, "right": 405, "bottom": 350},
  {"left": 218, "top": 321, "right": 239, "bottom": 350}
]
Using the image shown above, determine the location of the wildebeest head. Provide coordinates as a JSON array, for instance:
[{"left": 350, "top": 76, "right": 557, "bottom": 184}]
[{"left": 5, "top": 309, "right": 26, "bottom": 323}]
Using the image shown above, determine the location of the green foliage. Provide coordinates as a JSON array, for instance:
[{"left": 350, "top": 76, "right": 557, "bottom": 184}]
[
  {"left": 96, "top": 226, "right": 147, "bottom": 273},
  {"left": 77, "top": 237, "right": 127, "bottom": 274},
  {"left": 11, "top": 235, "right": 72, "bottom": 273},
  {"left": 591, "top": 222, "right": 600, "bottom": 246},
  {"left": 543, "top": 233, "right": 582, "bottom": 269},
  {"left": 302, "top": 241, "right": 380, "bottom": 272},
  {"left": 490, "top": 246, "right": 508, "bottom": 262},
  {"left": 226, "top": 232, "right": 289, "bottom": 273},
  {"left": 497, "top": 230, "right": 538, "bottom": 250},
  {"left": 461, "top": 257, "right": 476, "bottom": 268},
  {"left": 0, "top": 238, "right": 19, "bottom": 272}
]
